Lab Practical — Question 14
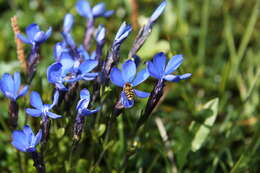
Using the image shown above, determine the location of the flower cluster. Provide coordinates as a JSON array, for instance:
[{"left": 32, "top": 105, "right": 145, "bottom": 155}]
[{"left": 1, "top": 0, "right": 192, "bottom": 172}]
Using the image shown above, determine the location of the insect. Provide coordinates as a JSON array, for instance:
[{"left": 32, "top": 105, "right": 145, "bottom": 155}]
[{"left": 123, "top": 83, "right": 135, "bottom": 100}]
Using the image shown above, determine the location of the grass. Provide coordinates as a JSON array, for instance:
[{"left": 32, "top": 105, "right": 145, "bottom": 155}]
[{"left": 0, "top": 0, "right": 259, "bottom": 172}]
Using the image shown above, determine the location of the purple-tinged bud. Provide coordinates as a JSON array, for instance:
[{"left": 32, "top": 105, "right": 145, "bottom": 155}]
[
  {"left": 148, "top": 0, "right": 167, "bottom": 26},
  {"left": 129, "top": 1, "right": 166, "bottom": 57},
  {"left": 113, "top": 22, "right": 132, "bottom": 47}
]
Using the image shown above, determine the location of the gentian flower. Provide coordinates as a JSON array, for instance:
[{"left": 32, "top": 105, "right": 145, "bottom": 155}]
[
  {"left": 147, "top": 52, "right": 192, "bottom": 82},
  {"left": 47, "top": 53, "right": 98, "bottom": 90},
  {"left": 17, "top": 24, "right": 52, "bottom": 46},
  {"left": 11, "top": 125, "right": 42, "bottom": 152},
  {"left": 76, "top": 89, "right": 100, "bottom": 116},
  {"left": 76, "top": 0, "right": 113, "bottom": 20},
  {"left": 0, "top": 72, "right": 28, "bottom": 101},
  {"left": 140, "top": 52, "right": 191, "bottom": 125},
  {"left": 110, "top": 59, "right": 150, "bottom": 108},
  {"left": 26, "top": 90, "right": 62, "bottom": 119},
  {"left": 73, "top": 89, "right": 99, "bottom": 142}
]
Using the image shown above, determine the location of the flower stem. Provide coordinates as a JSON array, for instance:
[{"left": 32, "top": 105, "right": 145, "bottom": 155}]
[
  {"left": 30, "top": 151, "right": 45, "bottom": 173},
  {"left": 84, "top": 19, "right": 94, "bottom": 50},
  {"left": 8, "top": 100, "right": 19, "bottom": 129}
]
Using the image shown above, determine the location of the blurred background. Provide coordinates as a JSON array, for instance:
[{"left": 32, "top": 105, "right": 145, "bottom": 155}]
[{"left": 0, "top": 0, "right": 259, "bottom": 172}]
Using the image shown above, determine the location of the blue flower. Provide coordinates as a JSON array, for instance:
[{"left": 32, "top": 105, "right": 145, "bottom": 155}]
[
  {"left": 76, "top": 0, "right": 113, "bottom": 20},
  {"left": 17, "top": 24, "right": 52, "bottom": 45},
  {"left": 110, "top": 59, "right": 150, "bottom": 108},
  {"left": 26, "top": 90, "right": 62, "bottom": 119},
  {"left": 47, "top": 53, "right": 98, "bottom": 90},
  {"left": 0, "top": 72, "right": 28, "bottom": 101},
  {"left": 76, "top": 89, "right": 100, "bottom": 116},
  {"left": 147, "top": 52, "right": 192, "bottom": 82},
  {"left": 11, "top": 125, "right": 42, "bottom": 152}
]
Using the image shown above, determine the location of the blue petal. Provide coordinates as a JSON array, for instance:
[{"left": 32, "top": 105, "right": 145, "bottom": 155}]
[
  {"left": 55, "top": 83, "right": 68, "bottom": 91},
  {"left": 147, "top": 61, "right": 160, "bottom": 79},
  {"left": 120, "top": 92, "right": 134, "bottom": 108},
  {"left": 17, "top": 34, "right": 31, "bottom": 44},
  {"left": 132, "top": 68, "right": 149, "bottom": 87},
  {"left": 44, "top": 27, "right": 52, "bottom": 41},
  {"left": 163, "top": 73, "right": 192, "bottom": 82},
  {"left": 50, "top": 90, "right": 59, "bottom": 109},
  {"left": 63, "top": 13, "right": 74, "bottom": 33},
  {"left": 80, "top": 89, "right": 90, "bottom": 100},
  {"left": 0, "top": 73, "right": 15, "bottom": 99},
  {"left": 92, "top": 3, "right": 106, "bottom": 17},
  {"left": 153, "top": 52, "right": 166, "bottom": 77},
  {"left": 32, "top": 130, "right": 42, "bottom": 147},
  {"left": 30, "top": 91, "right": 43, "bottom": 109},
  {"left": 80, "top": 108, "right": 100, "bottom": 116},
  {"left": 59, "top": 53, "right": 74, "bottom": 75},
  {"left": 103, "top": 10, "right": 114, "bottom": 17},
  {"left": 34, "top": 31, "right": 45, "bottom": 43},
  {"left": 90, "top": 51, "right": 96, "bottom": 60},
  {"left": 122, "top": 59, "right": 136, "bottom": 83},
  {"left": 26, "top": 108, "right": 42, "bottom": 117},
  {"left": 47, "top": 111, "right": 62, "bottom": 119},
  {"left": 134, "top": 89, "right": 150, "bottom": 98},
  {"left": 54, "top": 42, "right": 67, "bottom": 60},
  {"left": 18, "top": 85, "right": 29, "bottom": 97},
  {"left": 13, "top": 72, "right": 21, "bottom": 96},
  {"left": 79, "top": 60, "right": 98, "bottom": 74},
  {"left": 149, "top": 1, "right": 167, "bottom": 24},
  {"left": 18, "top": 85, "right": 29, "bottom": 99},
  {"left": 26, "top": 24, "right": 40, "bottom": 41},
  {"left": 164, "top": 54, "right": 183, "bottom": 75},
  {"left": 76, "top": 0, "right": 93, "bottom": 19},
  {"left": 11, "top": 131, "right": 28, "bottom": 152},
  {"left": 78, "top": 45, "right": 90, "bottom": 59},
  {"left": 23, "top": 125, "right": 34, "bottom": 145},
  {"left": 110, "top": 67, "right": 124, "bottom": 87},
  {"left": 47, "top": 63, "right": 62, "bottom": 83}
]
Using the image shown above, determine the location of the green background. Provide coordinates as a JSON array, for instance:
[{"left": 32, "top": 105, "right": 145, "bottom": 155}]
[{"left": 0, "top": 0, "right": 259, "bottom": 172}]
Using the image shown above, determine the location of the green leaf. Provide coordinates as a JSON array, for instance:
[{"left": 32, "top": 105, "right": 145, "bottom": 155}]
[{"left": 191, "top": 98, "right": 219, "bottom": 152}]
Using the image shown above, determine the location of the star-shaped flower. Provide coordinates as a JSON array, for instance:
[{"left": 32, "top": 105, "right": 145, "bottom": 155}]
[
  {"left": 47, "top": 53, "right": 98, "bottom": 90},
  {"left": 0, "top": 72, "right": 28, "bottom": 101},
  {"left": 147, "top": 52, "right": 191, "bottom": 82},
  {"left": 76, "top": 89, "right": 100, "bottom": 116},
  {"left": 110, "top": 59, "right": 150, "bottom": 108},
  {"left": 26, "top": 90, "right": 62, "bottom": 119},
  {"left": 11, "top": 125, "right": 42, "bottom": 152},
  {"left": 17, "top": 24, "right": 52, "bottom": 45}
]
